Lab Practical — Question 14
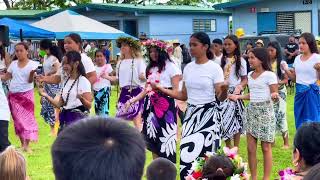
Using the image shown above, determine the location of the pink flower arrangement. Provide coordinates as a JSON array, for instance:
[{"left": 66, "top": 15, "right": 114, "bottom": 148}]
[
  {"left": 278, "top": 168, "right": 296, "bottom": 180},
  {"left": 142, "top": 39, "right": 170, "bottom": 52},
  {"left": 186, "top": 147, "right": 250, "bottom": 180}
]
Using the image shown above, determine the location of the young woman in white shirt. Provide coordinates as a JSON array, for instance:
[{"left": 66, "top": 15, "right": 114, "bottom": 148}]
[
  {"left": 39, "top": 51, "right": 93, "bottom": 133},
  {"left": 115, "top": 37, "right": 146, "bottom": 130},
  {"left": 93, "top": 50, "right": 116, "bottom": 116},
  {"left": 0, "top": 41, "right": 10, "bottom": 95},
  {"left": 267, "top": 41, "right": 290, "bottom": 149},
  {"left": 220, "top": 34, "right": 247, "bottom": 148},
  {"left": 0, "top": 42, "right": 39, "bottom": 153},
  {"left": 0, "top": 82, "right": 10, "bottom": 153},
  {"left": 125, "top": 39, "right": 181, "bottom": 163},
  {"left": 37, "top": 33, "right": 97, "bottom": 85},
  {"left": 39, "top": 39, "right": 63, "bottom": 136},
  {"left": 229, "top": 48, "right": 279, "bottom": 180},
  {"left": 282, "top": 32, "right": 320, "bottom": 129},
  {"left": 154, "top": 32, "right": 228, "bottom": 179}
]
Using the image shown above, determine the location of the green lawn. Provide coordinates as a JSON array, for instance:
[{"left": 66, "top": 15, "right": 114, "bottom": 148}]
[{"left": 8, "top": 88, "right": 296, "bottom": 180}]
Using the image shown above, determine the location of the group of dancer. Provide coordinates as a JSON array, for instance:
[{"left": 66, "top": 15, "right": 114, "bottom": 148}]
[{"left": 0, "top": 30, "right": 320, "bottom": 180}]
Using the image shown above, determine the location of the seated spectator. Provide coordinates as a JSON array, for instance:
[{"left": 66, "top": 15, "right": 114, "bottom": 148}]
[
  {"left": 147, "top": 157, "right": 177, "bottom": 180},
  {"left": 304, "top": 162, "right": 320, "bottom": 180},
  {"left": 0, "top": 146, "right": 27, "bottom": 180},
  {"left": 51, "top": 117, "right": 146, "bottom": 180},
  {"left": 292, "top": 122, "right": 320, "bottom": 178}
]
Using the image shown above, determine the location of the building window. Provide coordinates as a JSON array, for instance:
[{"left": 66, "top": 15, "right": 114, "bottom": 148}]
[
  {"left": 193, "top": 19, "right": 216, "bottom": 32},
  {"left": 101, "top": 20, "right": 120, "bottom": 30}
]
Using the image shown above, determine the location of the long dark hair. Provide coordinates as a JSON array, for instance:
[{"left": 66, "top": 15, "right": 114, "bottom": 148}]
[
  {"left": 221, "top": 35, "right": 241, "bottom": 78},
  {"left": 249, "top": 48, "right": 272, "bottom": 71},
  {"left": 0, "top": 44, "right": 5, "bottom": 60},
  {"left": 267, "top": 41, "right": 283, "bottom": 79},
  {"left": 40, "top": 39, "right": 63, "bottom": 62},
  {"left": 146, "top": 47, "right": 170, "bottom": 78},
  {"left": 50, "top": 46, "right": 63, "bottom": 63},
  {"left": 64, "top": 51, "right": 86, "bottom": 76},
  {"left": 300, "top": 32, "right": 319, "bottom": 54},
  {"left": 294, "top": 122, "right": 320, "bottom": 167},
  {"left": 40, "top": 39, "right": 52, "bottom": 50},
  {"left": 65, "top": 33, "right": 82, "bottom": 51},
  {"left": 190, "top": 32, "right": 213, "bottom": 59}
]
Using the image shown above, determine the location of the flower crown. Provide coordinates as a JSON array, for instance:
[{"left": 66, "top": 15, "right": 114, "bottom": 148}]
[
  {"left": 186, "top": 147, "right": 250, "bottom": 180},
  {"left": 142, "top": 39, "right": 170, "bottom": 53},
  {"left": 116, "top": 37, "right": 141, "bottom": 51}
]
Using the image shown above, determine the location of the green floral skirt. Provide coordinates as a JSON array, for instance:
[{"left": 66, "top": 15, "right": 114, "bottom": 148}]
[{"left": 245, "top": 101, "right": 276, "bottom": 143}]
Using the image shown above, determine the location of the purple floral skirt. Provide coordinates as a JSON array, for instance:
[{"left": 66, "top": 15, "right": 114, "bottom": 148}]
[
  {"left": 142, "top": 92, "right": 177, "bottom": 163},
  {"left": 59, "top": 106, "right": 89, "bottom": 133},
  {"left": 116, "top": 86, "right": 144, "bottom": 120}
]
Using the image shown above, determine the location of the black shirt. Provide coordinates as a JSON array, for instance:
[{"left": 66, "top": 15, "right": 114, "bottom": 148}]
[{"left": 285, "top": 42, "right": 299, "bottom": 64}]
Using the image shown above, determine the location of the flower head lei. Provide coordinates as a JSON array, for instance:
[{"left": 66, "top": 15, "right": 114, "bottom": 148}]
[
  {"left": 116, "top": 37, "right": 141, "bottom": 51},
  {"left": 142, "top": 39, "right": 170, "bottom": 53},
  {"left": 278, "top": 168, "right": 296, "bottom": 180},
  {"left": 186, "top": 147, "right": 250, "bottom": 180}
]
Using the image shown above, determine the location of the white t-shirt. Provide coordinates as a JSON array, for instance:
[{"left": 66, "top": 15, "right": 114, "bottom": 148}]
[
  {"left": 293, "top": 54, "right": 320, "bottom": 85},
  {"left": 43, "top": 55, "right": 60, "bottom": 75},
  {"left": 183, "top": 60, "right": 224, "bottom": 105},
  {"left": 147, "top": 60, "right": 181, "bottom": 88},
  {"left": 61, "top": 76, "right": 91, "bottom": 110},
  {"left": 116, "top": 58, "right": 146, "bottom": 88},
  {"left": 0, "top": 82, "right": 10, "bottom": 121},
  {"left": 8, "top": 60, "right": 39, "bottom": 93},
  {"left": 93, "top": 64, "right": 113, "bottom": 91},
  {"left": 248, "top": 71, "right": 278, "bottom": 102},
  {"left": 81, "top": 53, "right": 96, "bottom": 74},
  {"left": 58, "top": 53, "right": 95, "bottom": 80},
  {"left": 213, "top": 54, "right": 223, "bottom": 65},
  {"left": 225, "top": 57, "right": 247, "bottom": 87},
  {"left": 84, "top": 44, "right": 91, "bottom": 53}
]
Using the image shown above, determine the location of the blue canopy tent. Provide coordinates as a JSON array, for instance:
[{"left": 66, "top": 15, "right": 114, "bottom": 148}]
[{"left": 0, "top": 17, "right": 55, "bottom": 39}]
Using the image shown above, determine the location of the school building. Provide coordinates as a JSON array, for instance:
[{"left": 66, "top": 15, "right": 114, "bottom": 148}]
[
  {"left": 214, "top": 0, "right": 319, "bottom": 36},
  {"left": 0, "top": 3, "right": 231, "bottom": 45}
]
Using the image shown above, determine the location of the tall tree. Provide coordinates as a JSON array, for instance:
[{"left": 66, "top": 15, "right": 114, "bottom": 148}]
[
  {"left": 3, "top": 0, "right": 229, "bottom": 9},
  {"left": 3, "top": 0, "right": 92, "bottom": 10}
]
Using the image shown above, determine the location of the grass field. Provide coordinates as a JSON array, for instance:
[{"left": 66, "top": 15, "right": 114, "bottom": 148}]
[{"left": 8, "top": 88, "right": 296, "bottom": 180}]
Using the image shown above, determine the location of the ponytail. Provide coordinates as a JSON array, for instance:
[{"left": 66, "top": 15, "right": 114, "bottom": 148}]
[{"left": 206, "top": 47, "right": 213, "bottom": 60}]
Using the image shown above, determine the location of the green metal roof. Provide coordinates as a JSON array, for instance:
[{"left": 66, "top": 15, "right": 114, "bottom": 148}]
[
  {"left": 77, "top": 3, "right": 230, "bottom": 14},
  {"left": 213, "top": 0, "right": 262, "bottom": 10},
  {"left": 0, "top": 3, "right": 230, "bottom": 19},
  {"left": 0, "top": 10, "right": 48, "bottom": 18}
]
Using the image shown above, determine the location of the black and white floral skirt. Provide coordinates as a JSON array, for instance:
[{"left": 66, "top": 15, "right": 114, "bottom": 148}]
[
  {"left": 179, "top": 101, "right": 222, "bottom": 179},
  {"left": 219, "top": 87, "right": 245, "bottom": 140}
]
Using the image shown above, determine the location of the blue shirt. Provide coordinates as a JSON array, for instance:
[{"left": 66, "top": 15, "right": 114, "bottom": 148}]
[{"left": 105, "top": 49, "right": 110, "bottom": 63}]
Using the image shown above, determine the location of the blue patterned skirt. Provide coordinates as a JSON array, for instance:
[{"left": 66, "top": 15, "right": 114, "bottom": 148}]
[
  {"left": 40, "top": 83, "right": 61, "bottom": 126},
  {"left": 294, "top": 83, "right": 320, "bottom": 129},
  {"left": 94, "top": 87, "right": 111, "bottom": 116}
]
